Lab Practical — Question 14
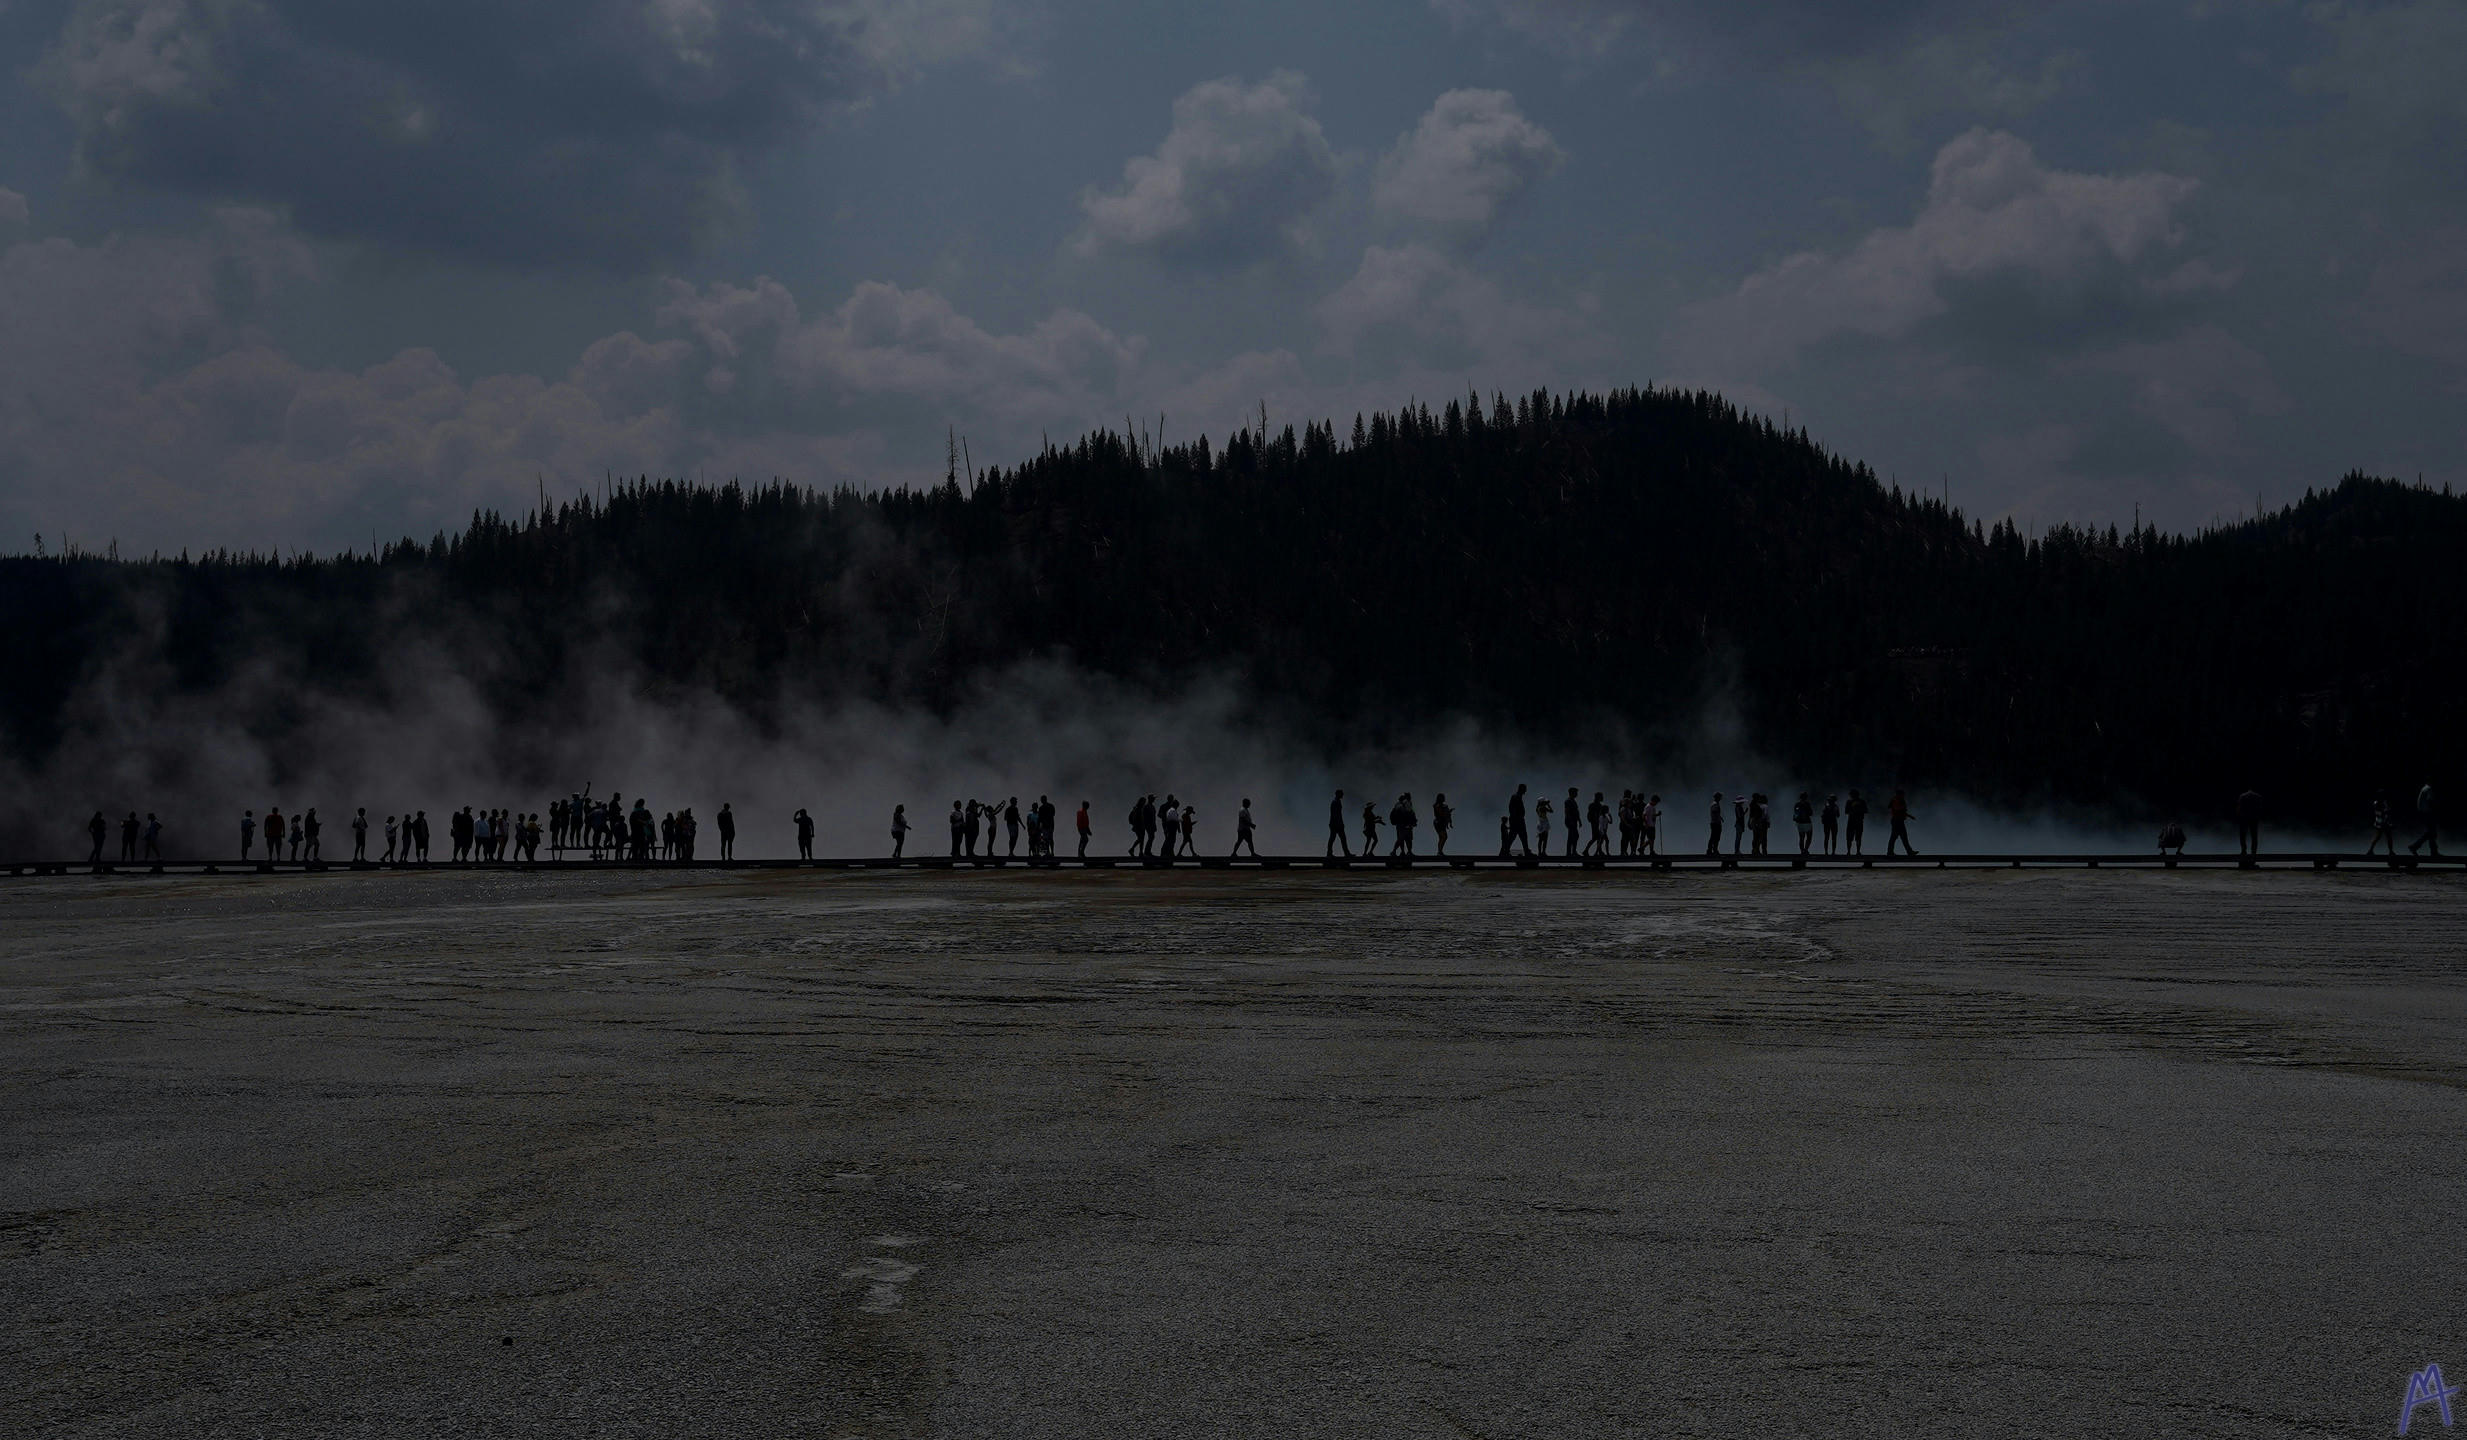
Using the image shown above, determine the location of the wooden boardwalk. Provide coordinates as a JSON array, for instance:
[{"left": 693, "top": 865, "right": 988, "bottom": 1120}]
[{"left": 9, "top": 851, "right": 2462, "bottom": 877}]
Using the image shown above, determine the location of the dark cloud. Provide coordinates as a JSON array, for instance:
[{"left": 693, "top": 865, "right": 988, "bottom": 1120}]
[{"left": 44, "top": 0, "right": 1000, "bottom": 266}]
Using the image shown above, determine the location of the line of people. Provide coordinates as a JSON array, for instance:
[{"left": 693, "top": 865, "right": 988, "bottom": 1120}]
[{"left": 1463, "top": 785, "right": 1917, "bottom": 859}]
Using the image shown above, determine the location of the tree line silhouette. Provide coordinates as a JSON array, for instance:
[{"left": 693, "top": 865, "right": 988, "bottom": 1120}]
[{"left": 4, "top": 385, "right": 2460, "bottom": 828}]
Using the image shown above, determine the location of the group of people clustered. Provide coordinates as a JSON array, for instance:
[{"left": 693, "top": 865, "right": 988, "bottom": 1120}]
[
  {"left": 81, "top": 781, "right": 2443, "bottom": 867},
  {"left": 1316, "top": 784, "right": 1919, "bottom": 859},
  {"left": 125, "top": 794, "right": 752, "bottom": 865},
  {"left": 881, "top": 784, "right": 1919, "bottom": 863}
]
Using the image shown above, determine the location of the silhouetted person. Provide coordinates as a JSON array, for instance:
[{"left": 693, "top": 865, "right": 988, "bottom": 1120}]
[
  {"left": 142, "top": 814, "right": 162, "bottom": 861},
  {"left": 1845, "top": 790, "right": 1868, "bottom": 855},
  {"left": 2159, "top": 819, "right": 2187, "bottom": 856},
  {"left": 240, "top": 809, "right": 256, "bottom": 860},
  {"left": 2411, "top": 783, "right": 2440, "bottom": 857},
  {"left": 2236, "top": 788, "right": 2262, "bottom": 856},
  {"left": 264, "top": 807, "right": 283, "bottom": 864},
  {"left": 1161, "top": 795, "right": 1182, "bottom": 857},
  {"left": 1361, "top": 799, "right": 1382, "bottom": 856},
  {"left": 2367, "top": 795, "right": 2395, "bottom": 855},
  {"left": 1585, "top": 791, "right": 1609, "bottom": 856},
  {"left": 1642, "top": 794, "right": 1661, "bottom": 855},
  {"left": 1886, "top": 789, "right": 1917, "bottom": 856},
  {"left": 1748, "top": 793, "right": 1769, "bottom": 856},
  {"left": 949, "top": 801, "right": 965, "bottom": 857},
  {"left": 1392, "top": 793, "right": 1416, "bottom": 857},
  {"left": 1179, "top": 802, "right": 1198, "bottom": 856},
  {"left": 1509, "top": 784, "right": 1532, "bottom": 857},
  {"left": 1535, "top": 795, "right": 1553, "bottom": 857},
  {"left": 1793, "top": 793, "right": 1813, "bottom": 855},
  {"left": 717, "top": 803, "right": 736, "bottom": 861},
  {"left": 120, "top": 811, "right": 139, "bottom": 862},
  {"left": 88, "top": 811, "right": 107, "bottom": 865},
  {"left": 302, "top": 808, "right": 320, "bottom": 862},
  {"left": 1432, "top": 793, "right": 1453, "bottom": 856},
  {"left": 1498, "top": 814, "right": 1512, "bottom": 856},
  {"left": 1076, "top": 801, "right": 1091, "bottom": 857},
  {"left": 1732, "top": 794, "right": 1747, "bottom": 855},
  {"left": 382, "top": 815, "right": 398, "bottom": 864},
  {"left": 1003, "top": 797, "right": 1021, "bottom": 856},
  {"left": 413, "top": 810, "right": 430, "bottom": 863},
  {"left": 1820, "top": 794, "right": 1840, "bottom": 855},
  {"left": 1707, "top": 793, "right": 1724, "bottom": 855},
  {"left": 352, "top": 808, "right": 368, "bottom": 861},
  {"left": 1328, "top": 790, "right": 1352, "bottom": 857},
  {"left": 1235, "top": 799, "right": 1258, "bottom": 857}
]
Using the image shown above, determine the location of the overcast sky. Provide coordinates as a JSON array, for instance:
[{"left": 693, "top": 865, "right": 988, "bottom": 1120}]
[{"left": 2, "top": 0, "right": 2461, "bottom": 553}]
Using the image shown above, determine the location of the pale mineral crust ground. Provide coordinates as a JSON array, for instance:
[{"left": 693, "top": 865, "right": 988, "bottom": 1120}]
[{"left": 4, "top": 867, "right": 2462, "bottom": 1438}]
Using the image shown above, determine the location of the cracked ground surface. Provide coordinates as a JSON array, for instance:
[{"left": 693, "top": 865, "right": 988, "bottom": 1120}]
[{"left": 4, "top": 866, "right": 2464, "bottom": 1437}]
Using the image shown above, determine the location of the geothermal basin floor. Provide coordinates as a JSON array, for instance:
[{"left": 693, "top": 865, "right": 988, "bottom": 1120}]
[{"left": 4, "top": 867, "right": 2463, "bottom": 1437}]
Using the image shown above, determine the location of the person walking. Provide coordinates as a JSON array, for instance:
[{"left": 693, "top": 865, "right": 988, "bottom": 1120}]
[
  {"left": 87, "top": 811, "right": 108, "bottom": 865},
  {"left": 1076, "top": 801, "right": 1092, "bottom": 858},
  {"left": 2236, "top": 788, "right": 2263, "bottom": 857},
  {"left": 382, "top": 814, "right": 398, "bottom": 864},
  {"left": 302, "top": 808, "right": 321, "bottom": 862},
  {"left": 1328, "top": 790, "right": 1352, "bottom": 857},
  {"left": 2410, "top": 783, "right": 2440, "bottom": 857},
  {"left": 1234, "top": 799, "right": 1258, "bottom": 857},
  {"left": 1641, "top": 794, "right": 1660, "bottom": 856},
  {"left": 351, "top": 808, "right": 368, "bottom": 862},
  {"left": 142, "top": 814, "right": 162, "bottom": 862},
  {"left": 2367, "top": 794, "right": 2395, "bottom": 855},
  {"left": 1361, "top": 798, "right": 1382, "bottom": 857},
  {"left": 949, "top": 801, "right": 965, "bottom": 858},
  {"left": 1585, "top": 792, "right": 1610, "bottom": 857},
  {"left": 1432, "top": 793, "right": 1453, "bottom": 856},
  {"left": 1886, "top": 789, "right": 1918, "bottom": 856}
]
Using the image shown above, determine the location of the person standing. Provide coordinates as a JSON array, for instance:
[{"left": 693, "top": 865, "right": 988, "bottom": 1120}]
[
  {"left": 1748, "top": 793, "right": 1769, "bottom": 856},
  {"left": 1328, "top": 790, "right": 1352, "bottom": 857},
  {"left": 717, "top": 803, "right": 737, "bottom": 861},
  {"left": 1732, "top": 794, "right": 1748, "bottom": 855},
  {"left": 1509, "top": 784, "right": 1532, "bottom": 857},
  {"left": 1234, "top": 799, "right": 1258, "bottom": 857},
  {"left": 1360, "top": 798, "right": 1382, "bottom": 857},
  {"left": 1432, "top": 793, "right": 1453, "bottom": 856},
  {"left": 1076, "top": 800, "right": 1092, "bottom": 858},
  {"left": 1586, "top": 792, "right": 1610, "bottom": 857},
  {"left": 2235, "top": 788, "right": 2263, "bottom": 857},
  {"left": 1821, "top": 794, "right": 1841, "bottom": 855},
  {"left": 1845, "top": 790, "right": 1868, "bottom": 855},
  {"left": 142, "top": 814, "right": 162, "bottom": 861},
  {"left": 1886, "top": 789, "right": 1918, "bottom": 856},
  {"left": 412, "top": 809, "right": 430, "bottom": 864},
  {"left": 1642, "top": 794, "right": 1660, "bottom": 856},
  {"left": 1793, "top": 793, "right": 1814, "bottom": 855},
  {"left": 1179, "top": 802, "right": 1199, "bottom": 856},
  {"left": 2410, "top": 783, "right": 2440, "bottom": 857},
  {"left": 1707, "top": 793, "right": 1724, "bottom": 855},
  {"left": 263, "top": 806, "right": 283, "bottom": 864},
  {"left": 240, "top": 810, "right": 256, "bottom": 861},
  {"left": 382, "top": 814, "right": 398, "bottom": 864},
  {"left": 1561, "top": 788, "right": 1580, "bottom": 858},
  {"left": 351, "top": 808, "right": 368, "bottom": 862},
  {"left": 302, "top": 808, "right": 321, "bottom": 862}
]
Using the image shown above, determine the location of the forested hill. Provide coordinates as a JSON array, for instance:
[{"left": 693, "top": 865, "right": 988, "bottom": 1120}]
[{"left": 4, "top": 386, "right": 2462, "bottom": 824}]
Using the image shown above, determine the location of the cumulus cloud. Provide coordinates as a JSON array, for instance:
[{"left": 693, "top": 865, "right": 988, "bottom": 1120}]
[
  {"left": 0, "top": 217, "right": 1148, "bottom": 553},
  {"left": 1317, "top": 243, "right": 1597, "bottom": 377},
  {"left": 41, "top": 0, "right": 1008, "bottom": 267},
  {"left": 1077, "top": 71, "right": 1338, "bottom": 265},
  {"left": 1373, "top": 90, "right": 1563, "bottom": 245},
  {"left": 1668, "top": 129, "right": 2211, "bottom": 378}
]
